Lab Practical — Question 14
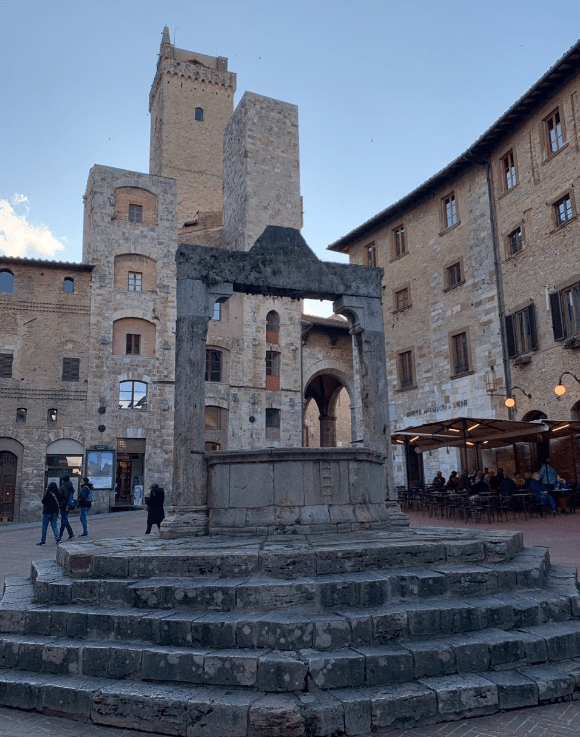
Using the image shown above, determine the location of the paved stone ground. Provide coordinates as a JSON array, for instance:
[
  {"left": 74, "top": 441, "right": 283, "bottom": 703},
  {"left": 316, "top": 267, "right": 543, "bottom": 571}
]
[{"left": 0, "top": 508, "right": 579, "bottom": 736}]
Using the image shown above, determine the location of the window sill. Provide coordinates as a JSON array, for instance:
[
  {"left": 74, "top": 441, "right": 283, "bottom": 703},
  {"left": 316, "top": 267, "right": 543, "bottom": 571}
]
[
  {"left": 513, "top": 354, "right": 533, "bottom": 366},
  {"left": 439, "top": 221, "right": 461, "bottom": 236},
  {"left": 392, "top": 305, "right": 412, "bottom": 314},
  {"left": 443, "top": 279, "right": 465, "bottom": 293},
  {"left": 550, "top": 215, "right": 577, "bottom": 234},
  {"left": 389, "top": 252, "right": 408, "bottom": 263},
  {"left": 396, "top": 384, "right": 418, "bottom": 393},
  {"left": 505, "top": 248, "right": 524, "bottom": 262},
  {"left": 497, "top": 182, "right": 520, "bottom": 200},
  {"left": 450, "top": 369, "right": 474, "bottom": 380},
  {"left": 542, "top": 141, "right": 568, "bottom": 165}
]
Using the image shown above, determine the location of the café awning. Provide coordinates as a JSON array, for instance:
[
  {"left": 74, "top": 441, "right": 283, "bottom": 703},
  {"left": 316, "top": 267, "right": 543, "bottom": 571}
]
[{"left": 392, "top": 416, "right": 549, "bottom": 454}]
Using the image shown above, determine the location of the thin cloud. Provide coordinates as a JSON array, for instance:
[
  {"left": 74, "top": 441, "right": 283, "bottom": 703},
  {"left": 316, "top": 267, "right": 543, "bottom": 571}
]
[{"left": 0, "top": 197, "right": 66, "bottom": 259}]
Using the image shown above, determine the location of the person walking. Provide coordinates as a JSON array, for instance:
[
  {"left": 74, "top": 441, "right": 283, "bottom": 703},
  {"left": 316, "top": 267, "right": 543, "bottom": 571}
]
[
  {"left": 37, "top": 482, "right": 61, "bottom": 545},
  {"left": 145, "top": 483, "right": 165, "bottom": 534},
  {"left": 57, "top": 475, "right": 75, "bottom": 540},
  {"left": 78, "top": 477, "right": 94, "bottom": 536}
]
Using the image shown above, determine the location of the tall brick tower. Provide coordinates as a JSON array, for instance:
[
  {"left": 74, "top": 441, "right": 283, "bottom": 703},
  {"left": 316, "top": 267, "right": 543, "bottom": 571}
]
[{"left": 149, "top": 27, "right": 236, "bottom": 246}]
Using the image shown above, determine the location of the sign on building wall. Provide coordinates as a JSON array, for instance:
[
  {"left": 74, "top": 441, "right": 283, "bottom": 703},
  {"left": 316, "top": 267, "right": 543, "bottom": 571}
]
[{"left": 86, "top": 450, "right": 115, "bottom": 489}]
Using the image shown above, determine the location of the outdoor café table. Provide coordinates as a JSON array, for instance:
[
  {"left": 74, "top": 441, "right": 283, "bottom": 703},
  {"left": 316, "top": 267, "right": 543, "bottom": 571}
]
[{"left": 511, "top": 492, "right": 533, "bottom": 516}]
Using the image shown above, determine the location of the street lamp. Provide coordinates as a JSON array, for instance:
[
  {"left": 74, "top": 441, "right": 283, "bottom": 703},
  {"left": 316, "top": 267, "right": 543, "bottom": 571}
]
[
  {"left": 554, "top": 371, "right": 580, "bottom": 396},
  {"left": 504, "top": 386, "right": 532, "bottom": 408}
]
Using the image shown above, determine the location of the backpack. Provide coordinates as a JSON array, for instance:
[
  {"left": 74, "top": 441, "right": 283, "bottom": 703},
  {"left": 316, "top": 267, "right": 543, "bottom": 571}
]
[
  {"left": 87, "top": 489, "right": 95, "bottom": 503},
  {"left": 67, "top": 489, "right": 76, "bottom": 509}
]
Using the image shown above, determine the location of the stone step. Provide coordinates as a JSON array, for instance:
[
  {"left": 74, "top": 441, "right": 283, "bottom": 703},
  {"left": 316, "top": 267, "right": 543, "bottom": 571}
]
[
  {"left": 2, "top": 620, "right": 580, "bottom": 693},
  {"left": 54, "top": 527, "right": 524, "bottom": 579},
  {"left": 2, "top": 569, "right": 579, "bottom": 653},
  {"left": 31, "top": 546, "right": 551, "bottom": 610},
  {"left": 0, "top": 661, "right": 579, "bottom": 735}
]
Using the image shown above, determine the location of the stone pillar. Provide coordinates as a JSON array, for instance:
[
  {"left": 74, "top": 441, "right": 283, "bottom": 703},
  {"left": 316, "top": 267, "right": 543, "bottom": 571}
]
[
  {"left": 319, "top": 411, "right": 336, "bottom": 447},
  {"left": 162, "top": 278, "right": 232, "bottom": 538}
]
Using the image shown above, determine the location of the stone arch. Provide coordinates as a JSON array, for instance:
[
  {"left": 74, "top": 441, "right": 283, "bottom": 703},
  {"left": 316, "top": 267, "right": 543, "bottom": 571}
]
[
  {"left": 304, "top": 367, "right": 354, "bottom": 448},
  {"left": 113, "top": 186, "right": 157, "bottom": 226},
  {"left": 112, "top": 318, "right": 156, "bottom": 357},
  {"left": 571, "top": 401, "right": 580, "bottom": 421},
  {"left": 114, "top": 253, "right": 157, "bottom": 292}
]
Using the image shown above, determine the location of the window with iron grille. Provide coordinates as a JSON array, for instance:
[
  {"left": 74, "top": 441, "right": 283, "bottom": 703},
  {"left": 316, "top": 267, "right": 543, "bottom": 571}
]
[
  {"left": 0, "top": 353, "right": 13, "bottom": 378},
  {"left": 392, "top": 225, "right": 406, "bottom": 258},
  {"left": 128, "top": 272, "right": 142, "bottom": 291},
  {"left": 451, "top": 332, "right": 470, "bottom": 375},
  {"left": 205, "top": 350, "right": 222, "bottom": 382},
  {"left": 128, "top": 204, "right": 143, "bottom": 223},
  {"left": 126, "top": 334, "right": 141, "bottom": 355},
  {"left": 62, "top": 357, "right": 80, "bottom": 382}
]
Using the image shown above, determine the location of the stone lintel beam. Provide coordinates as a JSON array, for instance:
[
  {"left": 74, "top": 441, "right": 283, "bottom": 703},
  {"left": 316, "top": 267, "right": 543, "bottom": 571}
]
[{"left": 176, "top": 226, "right": 383, "bottom": 301}]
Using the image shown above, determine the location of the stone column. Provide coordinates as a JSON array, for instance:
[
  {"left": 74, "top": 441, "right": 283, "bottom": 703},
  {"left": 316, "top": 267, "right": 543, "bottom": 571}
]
[
  {"left": 333, "top": 296, "right": 406, "bottom": 525},
  {"left": 162, "top": 279, "right": 232, "bottom": 538},
  {"left": 319, "top": 411, "right": 336, "bottom": 447}
]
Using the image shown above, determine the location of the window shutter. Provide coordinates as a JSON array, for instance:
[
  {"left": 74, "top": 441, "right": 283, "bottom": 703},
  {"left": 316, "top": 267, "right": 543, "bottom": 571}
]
[
  {"left": 549, "top": 291, "right": 565, "bottom": 340},
  {"left": 505, "top": 314, "right": 517, "bottom": 358},
  {"left": 528, "top": 303, "right": 538, "bottom": 351}
]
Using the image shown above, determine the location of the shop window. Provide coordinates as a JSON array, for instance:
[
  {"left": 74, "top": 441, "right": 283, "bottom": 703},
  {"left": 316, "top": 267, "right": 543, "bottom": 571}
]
[
  {"left": 205, "top": 349, "right": 222, "bottom": 382},
  {"left": 0, "top": 270, "right": 14, "bottom": 294},
  {"left": 16, "top": 408, "right": 27, "bottom": 424},
  {"left": 505, "top": 304, "right": 538, "bottom": 357},
  {"left": 62, "top": 357, "right": 80, "bottom": 381},
  {"left": 119, "top": 380, "right": 148, "bottom": 410},
  {"left": 47, "top": 408, "right": 58, "bottom": 425},
  {"left": 266, "top": 351, "right": 280, "bottom": 390},
  {"left": 0, "top": 353, "right": 13, "bottom": 378},
  {"left": 266, "top": 311, "right": 279, "bottom": 343},
  {"left": 63, "top": 277, "right": 74, "bottom": 294}
]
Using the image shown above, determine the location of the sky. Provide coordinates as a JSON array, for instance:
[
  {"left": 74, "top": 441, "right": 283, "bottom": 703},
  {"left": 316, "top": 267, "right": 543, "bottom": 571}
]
[{"left": 2, "top": 0, "right": 580, "bottom": 274}]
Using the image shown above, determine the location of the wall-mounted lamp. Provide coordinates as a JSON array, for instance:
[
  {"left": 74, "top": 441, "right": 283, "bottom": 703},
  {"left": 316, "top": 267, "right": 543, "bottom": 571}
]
[
  {"left": 504, "top": 386, "right": 532, "bottom": 408},
  {"left": 554, "top": 371, "right": 580, "bottom": 396}
]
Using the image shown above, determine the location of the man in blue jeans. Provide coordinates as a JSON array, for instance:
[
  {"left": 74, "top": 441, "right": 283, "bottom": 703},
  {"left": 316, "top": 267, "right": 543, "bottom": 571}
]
[
  {"left": 78, "top": 477, "right": 93, "bottom": 536},
  {"left": 56, "top": 475, "right": 75, "bottom": 539},
  {"left": 37, "top": 482, "right": 61, "bottom": 545}
]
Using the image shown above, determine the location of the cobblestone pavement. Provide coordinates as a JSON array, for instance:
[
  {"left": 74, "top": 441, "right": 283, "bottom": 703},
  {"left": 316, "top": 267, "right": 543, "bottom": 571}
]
[{"left": 0, "top": 509, "right": 579, "bottom": 736}]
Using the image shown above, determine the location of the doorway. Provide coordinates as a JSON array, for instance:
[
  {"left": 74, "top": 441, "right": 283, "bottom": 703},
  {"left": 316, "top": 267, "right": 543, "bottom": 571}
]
[
  {"left": 0, "top": 451, "right": 17, "bottom": 522},
  {"left": 116, "top": 438, "right": 145, "bottom": 506}
]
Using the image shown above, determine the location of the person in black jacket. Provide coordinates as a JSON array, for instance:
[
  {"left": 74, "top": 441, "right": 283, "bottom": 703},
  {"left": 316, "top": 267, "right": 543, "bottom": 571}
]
[
  {"left": 37, "top": 482, "right": 61, "bottom": 545},
  {"left": 56, "top": 475, "right": 75, "bottom": 540},
  {"left": 78, "top": 477, "right": 93, "bottom": 536},
  {"left": 145, "top": 483, "right": 165, "bottom": 534}
]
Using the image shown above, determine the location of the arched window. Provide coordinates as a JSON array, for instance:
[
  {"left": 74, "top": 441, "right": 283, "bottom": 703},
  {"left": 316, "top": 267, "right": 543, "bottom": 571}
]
[
  {"left": 119, "top": 381, "right": 148, "bottom": 410},
  {"left": 205, "top": 350, "right": 222, "bottom": 382},
  {"left": 266, "top": 311, "right": 279, "bottom": 343},
  {"left": 195, "top": 107, "right": 204, "bottom": 122},
  {"left": 63, "top": 277, "right": 74, "bottom": 294},
  {"left": 0, "top": 270, "right": 14, "bottom": 294}
]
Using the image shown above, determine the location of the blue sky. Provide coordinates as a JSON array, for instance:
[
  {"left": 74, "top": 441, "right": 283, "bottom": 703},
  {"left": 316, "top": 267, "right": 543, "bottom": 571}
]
[{"left": 1, "top": 0, "right": 580, "bottom": 267}]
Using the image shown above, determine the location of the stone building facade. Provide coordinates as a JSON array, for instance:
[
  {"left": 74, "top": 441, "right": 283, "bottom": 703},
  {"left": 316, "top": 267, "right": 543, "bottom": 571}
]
[
  {"left": 0, "top": 29, "right": 355, "bottom": 522},
  {"left": 330, "top": 40, "right": 580, "bottom": 486}
]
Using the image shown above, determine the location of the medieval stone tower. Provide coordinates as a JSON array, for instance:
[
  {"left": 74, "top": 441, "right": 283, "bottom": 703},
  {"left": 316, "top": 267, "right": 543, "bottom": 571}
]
[{"left": 149, "top": 27, "right": 236, "bottom": 247}]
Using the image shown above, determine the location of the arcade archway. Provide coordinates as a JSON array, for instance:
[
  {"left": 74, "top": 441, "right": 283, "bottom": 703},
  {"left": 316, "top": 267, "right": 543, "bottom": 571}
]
[{"left": 304, "top": 374, "right": 351, "bottom": 447}]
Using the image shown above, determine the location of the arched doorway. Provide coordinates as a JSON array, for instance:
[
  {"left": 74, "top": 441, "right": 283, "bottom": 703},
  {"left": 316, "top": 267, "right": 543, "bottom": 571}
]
[
  {"left": 304, "top": 375, "right": 351, "bottom": 447},
  {"left": 0, "top": 452, "right": 17, "bottom": 521},
  {"left": 45, "top": 438, "right": 85, "bottom": 495}
]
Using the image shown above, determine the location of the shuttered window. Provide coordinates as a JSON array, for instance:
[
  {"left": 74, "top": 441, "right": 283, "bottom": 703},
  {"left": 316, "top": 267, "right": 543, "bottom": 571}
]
[
  {"left": 62, "top": 358, "right": 80, "bottom": 381},
  {"left": 505, "top": 304, "right": 538, "bottom": 358},
  {"left": 0, "top": 354, "right": 13, "bottom": 378}
]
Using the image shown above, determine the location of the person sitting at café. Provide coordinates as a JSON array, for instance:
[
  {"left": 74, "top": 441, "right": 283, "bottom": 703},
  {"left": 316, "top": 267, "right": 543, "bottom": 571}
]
[
  {"left": 446, "top": 471, "right": 459, "bottom": 491},
  {"left": 513, "top": 472, "right": 526, "bottom": 489},
  {"left": 529, "top": 471, "right": 558, "bottom": 516},
  {"left": 472, "top": 471, "right": 492, "bottom": 495},
  {"left": 556, "top": 474, "right": 571, "bottom": 514},
  {"left": 432, "top": 471, "right": 446, "bottom": 488},
  {"left": 457, "top": 469, "right": 469, "bottom": 490},
  {"left": 499, "top": 473, "right": 517, "bottom": 498}
]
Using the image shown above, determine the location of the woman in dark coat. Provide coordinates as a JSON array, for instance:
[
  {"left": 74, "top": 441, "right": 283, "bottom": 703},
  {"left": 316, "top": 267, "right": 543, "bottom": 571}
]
[{"left": 145, "top": 483, "right": 165, "bottom": 534}]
